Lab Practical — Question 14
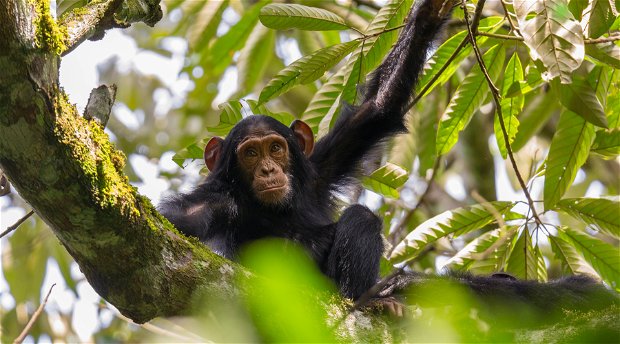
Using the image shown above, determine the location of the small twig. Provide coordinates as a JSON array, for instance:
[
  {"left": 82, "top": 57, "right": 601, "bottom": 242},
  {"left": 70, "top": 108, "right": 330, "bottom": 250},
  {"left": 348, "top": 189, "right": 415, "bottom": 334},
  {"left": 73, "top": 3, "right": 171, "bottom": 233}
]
[
  {"left": 388, "top": 158, "right": 441, "bottom": 252},
  {"left": 477, "top": 31, "right": 524, "bottom": 41},
  {"left": 461, "top": 0, "right": 544, "bottom": 227},
  {"left": 499, "top": 0, "right": 520, "bottom": 35},
  {"left": 359, "top": 24, "right": 406, "bottom": 40},
  {"left": 462, "top": 0, "right": 498, "bottom": 93},
  {"left": 0, "top": 210, "right": 35, "bottom": 239},
  {"left": 469, "top": 0, "right": 485, "bottom": 34},
  {"left": 408, "top": 0, "right": 485, "bottom": 111},
  {"left": 471, "top": 190, "right": 506, "bottom": 230},
  {"left": 477, "top": 32, "right": 620, "bottom": 44},
  {"left": 584, "top": 34, "right": 620, "bottom": 44},
  {"left": 14, "top": 284, "right": 55, "bottom": 344}
]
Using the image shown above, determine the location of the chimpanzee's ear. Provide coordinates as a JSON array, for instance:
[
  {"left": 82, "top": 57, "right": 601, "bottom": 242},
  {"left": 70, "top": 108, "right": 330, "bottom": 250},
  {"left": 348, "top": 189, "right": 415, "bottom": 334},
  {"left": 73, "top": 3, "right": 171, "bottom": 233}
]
[
  {"left": 290, "top": 120, "right": 314, "bottom": 156},
  {"left": 204, "top": 137, "right": 224, "bottom": 171}
]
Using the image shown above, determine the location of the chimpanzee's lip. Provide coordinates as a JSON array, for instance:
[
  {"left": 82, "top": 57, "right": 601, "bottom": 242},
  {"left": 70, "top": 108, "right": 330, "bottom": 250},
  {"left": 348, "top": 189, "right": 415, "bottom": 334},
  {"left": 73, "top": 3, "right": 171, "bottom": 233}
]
[{"left": 258, "top": 185, "right": 286, "bottom": 192}]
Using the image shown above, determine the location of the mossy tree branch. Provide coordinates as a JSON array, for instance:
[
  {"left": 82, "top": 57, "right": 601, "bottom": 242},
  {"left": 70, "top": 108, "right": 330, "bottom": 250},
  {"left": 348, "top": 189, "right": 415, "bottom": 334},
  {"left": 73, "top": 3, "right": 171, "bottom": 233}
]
[
  {"left": 0, "top": 0, "right": 241, "bottom": 324},
  {"left": 58, "top": 0, "right": 163, "bottom": 55}
]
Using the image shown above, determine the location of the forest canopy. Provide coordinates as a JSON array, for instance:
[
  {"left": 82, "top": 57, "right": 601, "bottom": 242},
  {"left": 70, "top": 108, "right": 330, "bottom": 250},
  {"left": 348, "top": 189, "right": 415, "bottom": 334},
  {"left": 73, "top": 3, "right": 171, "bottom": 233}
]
[{"left": 0, "top": 0, "right": 618, "bottom": 342}]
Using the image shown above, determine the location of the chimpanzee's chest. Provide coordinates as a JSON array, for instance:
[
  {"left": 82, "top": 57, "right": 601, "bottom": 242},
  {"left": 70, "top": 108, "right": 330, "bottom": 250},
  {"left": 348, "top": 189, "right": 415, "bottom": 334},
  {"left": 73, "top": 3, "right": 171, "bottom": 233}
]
[{"left": 232, "top": 212, "right": 334, "bottom": 264}]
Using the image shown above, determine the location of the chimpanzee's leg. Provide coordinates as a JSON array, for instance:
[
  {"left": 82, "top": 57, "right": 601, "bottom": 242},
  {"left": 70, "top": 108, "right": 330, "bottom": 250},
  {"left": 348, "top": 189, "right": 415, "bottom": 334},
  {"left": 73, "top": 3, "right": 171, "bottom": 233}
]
[{"left": 326, "top": 204, "right": 383, "bottom": 299}]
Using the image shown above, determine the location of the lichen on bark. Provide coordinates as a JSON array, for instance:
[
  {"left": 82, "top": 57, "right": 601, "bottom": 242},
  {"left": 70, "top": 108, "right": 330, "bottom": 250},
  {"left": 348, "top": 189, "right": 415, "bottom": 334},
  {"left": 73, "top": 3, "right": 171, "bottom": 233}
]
[{"left": 29, "top": 0, "right": 67, "bottom": 54}]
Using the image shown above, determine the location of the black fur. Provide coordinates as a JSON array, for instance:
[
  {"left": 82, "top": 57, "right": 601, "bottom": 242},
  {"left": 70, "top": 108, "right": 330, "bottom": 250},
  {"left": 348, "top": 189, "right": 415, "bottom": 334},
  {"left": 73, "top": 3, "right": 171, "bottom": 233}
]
[
  {"left": 380, "top": 272, "right": 619, "bottom": 325},
  {"left": 159, "top": 0, "right": 453, "bottom": 299}
]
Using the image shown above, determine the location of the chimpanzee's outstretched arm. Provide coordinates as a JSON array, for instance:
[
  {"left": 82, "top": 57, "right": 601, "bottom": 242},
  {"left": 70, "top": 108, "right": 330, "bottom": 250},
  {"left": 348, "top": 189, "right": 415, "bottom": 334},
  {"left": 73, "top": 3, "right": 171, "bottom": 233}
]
[{"left": 310, "top": 0, "right": 453, "bottom": 186}]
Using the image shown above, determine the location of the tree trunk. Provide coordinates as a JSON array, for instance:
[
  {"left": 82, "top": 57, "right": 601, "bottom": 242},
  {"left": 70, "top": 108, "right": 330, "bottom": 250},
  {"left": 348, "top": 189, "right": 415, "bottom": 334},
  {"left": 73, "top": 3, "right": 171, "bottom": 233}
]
[{"left": 0, "top": 0, "right": 242, "bottom": 324}]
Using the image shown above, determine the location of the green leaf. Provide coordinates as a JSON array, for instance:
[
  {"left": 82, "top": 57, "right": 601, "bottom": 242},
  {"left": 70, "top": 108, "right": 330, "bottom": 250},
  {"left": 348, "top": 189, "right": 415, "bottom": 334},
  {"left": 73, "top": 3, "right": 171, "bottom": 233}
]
[
  {"left": 192, "top": 0, "right": 229, "bottom": 52},
  {"left": 341, "top": 0, "right": 414, "bottom": 104},
  {"left": 3, "top": 218, "right": 48, "bottom": 304},
  {"left": 555, "top": 78, "right": 608, "bottom": 128},
  {"left": 389, "top": 109, "right": 417, "bottom": 171},
  {"left": 567, "top": 0, "right": 588, "bottom": 20},
  {"left": 586, "top": 43, "right": 620, "bottom": 69},
  {"left": 240, "top": 240, "right": 336, "bottom": 342},
  {"left": 57, "top": 0, "right": 89, "bottom": 17},
  {"left": 556, "top": 197, "right": 620, "bottom": 238},
  {"left": 436, "top": 44, "right": 506, "bottom": 155},
  {"left": 259, "top": 40, "right": 360, "bottom": 104},
  {"left": 514, "top": 0, "right": 584, "bottom": 84},
  {"left": 361, "top": 162, "right": 409, "bottom": 198},
  {"left": 415, "top": 99, "right": 439, "bottom": 173},
  {"left": 549, "top": 235, "right": 597, "bottom": 275},
  {"left": 48, "top": 237, "right": 77, "bottom": 294},
  {"left": 442, "top": 226, "right": 518, "bottom": 274},
  {"left": 588, "top": 66, "right": 613, "bottom": 109},
  {"left": 316, "top": 95, "right": 343, "bottom": 138},
  {"left": 608, "top": 72, "right": 620, "bottom": 127},
  {"left": 418, "top": 17, "right": 504, "bottom": 95},
  {"left": 511, "top": 91, "right": 556, "bottom": 151},
  {"left": 535, "top": 244, "right": 548, "bottom": 282},
  {"left": 259, "top": 4, "right": 350, "bottom": 31},
  {"left": 203, "top": 1, "right": 268, "bottom": 75},
  {"left": 236, "top": 25, "right": 275, "bottom": 96},
  {"left": 543, "top": 110, "right": 596, "bottom": 209},
  {"left": 559, "top": 227, "right": 620, "bottom": 291},
  {"left": 206, "top": 101, "right": 245, "bottom": 136},
  {"left": 302, "top": 67, "right": 346, "bottom": 134},
  {"left": 506, "top": 229, "right": 538, "bottom": 280},
  {"left": 582, "top": 0, "right": 616, "bottom": 38},
  {"left": 389, "top": 201, "right": 514, "bottom": 264},
  {"left": 245, "top": 100, "right": 296, "bottom": 125},
  {"left": 172, "top": 143, "right": 204, "bottom": 168},
  {"left": 495, "top": 53, "right": 524, "bottom": 159},
  {"left": 591, "top": 128, "right": 620, "bottom": 158}
]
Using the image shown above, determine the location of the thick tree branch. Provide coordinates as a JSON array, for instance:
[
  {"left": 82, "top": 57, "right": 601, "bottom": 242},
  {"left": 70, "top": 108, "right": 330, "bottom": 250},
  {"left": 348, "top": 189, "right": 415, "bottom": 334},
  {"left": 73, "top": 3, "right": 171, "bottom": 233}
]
[
  {"left": 58, "top": 0, "right": 124, "bottom": 55},
  {"left": 0, "top": 0, "right": 239, "bottom": 324},
  {"left": 59, "top": 0, "right": 163, "bottom": 55}
]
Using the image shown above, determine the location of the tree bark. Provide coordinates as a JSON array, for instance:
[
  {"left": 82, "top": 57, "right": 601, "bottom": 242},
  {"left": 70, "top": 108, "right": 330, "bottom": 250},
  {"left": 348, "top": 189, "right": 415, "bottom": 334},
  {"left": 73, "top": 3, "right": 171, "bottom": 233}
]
[{"left": 0, "top": 0, "right": 241, "bottom": 324}]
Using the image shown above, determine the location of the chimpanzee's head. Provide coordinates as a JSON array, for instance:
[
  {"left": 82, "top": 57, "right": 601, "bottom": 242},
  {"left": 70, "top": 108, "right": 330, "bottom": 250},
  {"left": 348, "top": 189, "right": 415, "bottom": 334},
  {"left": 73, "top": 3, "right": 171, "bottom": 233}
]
[{"left": 203, "top": 116, "right": 314, "bottom": 206}]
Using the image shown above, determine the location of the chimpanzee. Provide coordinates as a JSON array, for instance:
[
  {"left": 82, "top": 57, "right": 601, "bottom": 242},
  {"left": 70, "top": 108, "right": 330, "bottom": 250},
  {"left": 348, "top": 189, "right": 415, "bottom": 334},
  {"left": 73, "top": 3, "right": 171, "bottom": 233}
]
[{"left": 159, "top": 0, "right": 454, "bottom": 300}]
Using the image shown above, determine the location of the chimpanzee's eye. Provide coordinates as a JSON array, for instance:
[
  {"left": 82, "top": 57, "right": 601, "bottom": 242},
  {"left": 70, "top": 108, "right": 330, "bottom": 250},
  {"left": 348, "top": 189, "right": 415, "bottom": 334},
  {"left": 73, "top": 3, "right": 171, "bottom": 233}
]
[
  {"left": 271, "top": 143, "right": 282, "bottom": 153},
  {"left": 245, "top": 148, "right": 258, "bottom": 157}
]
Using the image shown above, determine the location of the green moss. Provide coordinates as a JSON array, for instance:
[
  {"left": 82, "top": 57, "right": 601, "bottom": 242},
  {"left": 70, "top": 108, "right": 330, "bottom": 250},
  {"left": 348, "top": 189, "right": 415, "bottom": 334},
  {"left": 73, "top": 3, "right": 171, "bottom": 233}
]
[
  {"left": 54, "top": 92, "right": 138, "bottom": 215},
  {"left": 62, "top": 6, "right": 90, "bottom": 20},
  {"left": 30, "top": 0, "right": 68, "bottom": 55}
]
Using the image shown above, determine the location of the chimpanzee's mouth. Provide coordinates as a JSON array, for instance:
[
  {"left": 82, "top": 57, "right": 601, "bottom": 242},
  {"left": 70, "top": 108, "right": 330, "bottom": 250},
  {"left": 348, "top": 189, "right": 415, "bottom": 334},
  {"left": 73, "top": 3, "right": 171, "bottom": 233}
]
[{"left": 258, "top": 185, "right": 286, "bottom": 192}]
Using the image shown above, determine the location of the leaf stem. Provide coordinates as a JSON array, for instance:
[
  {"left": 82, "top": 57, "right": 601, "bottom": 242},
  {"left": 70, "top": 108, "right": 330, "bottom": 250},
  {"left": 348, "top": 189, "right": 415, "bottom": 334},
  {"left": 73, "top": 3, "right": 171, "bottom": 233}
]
[{"left": 461, "top": 0, "right": 544, "bottom": 227}]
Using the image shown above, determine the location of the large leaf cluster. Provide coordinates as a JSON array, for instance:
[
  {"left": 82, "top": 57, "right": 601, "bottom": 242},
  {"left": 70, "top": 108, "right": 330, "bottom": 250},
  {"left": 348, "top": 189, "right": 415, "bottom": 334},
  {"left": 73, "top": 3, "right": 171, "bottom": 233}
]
[{"left": 167, "top": 0, "right": 619, "bottom": 288}]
